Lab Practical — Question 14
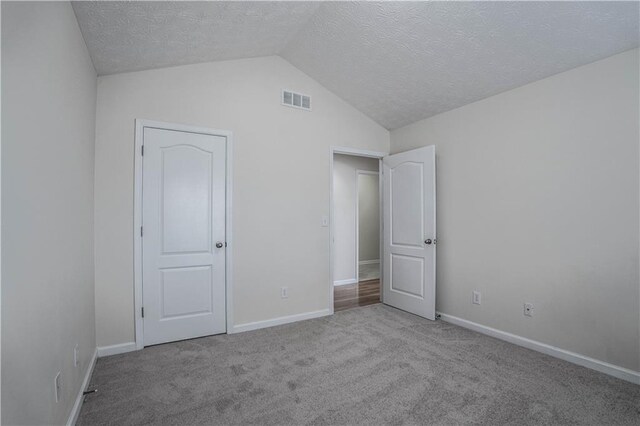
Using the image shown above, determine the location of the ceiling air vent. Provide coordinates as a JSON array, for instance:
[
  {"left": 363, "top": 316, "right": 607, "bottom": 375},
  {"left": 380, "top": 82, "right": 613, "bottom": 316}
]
[{"left": 282, "top": 90, "right": 311, "bottom": 111}]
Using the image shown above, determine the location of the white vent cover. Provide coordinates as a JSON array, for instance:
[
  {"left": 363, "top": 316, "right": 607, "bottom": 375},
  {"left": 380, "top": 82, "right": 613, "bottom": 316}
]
[{"left": 282, "top": 90, "right": 311, "bottom": 111}]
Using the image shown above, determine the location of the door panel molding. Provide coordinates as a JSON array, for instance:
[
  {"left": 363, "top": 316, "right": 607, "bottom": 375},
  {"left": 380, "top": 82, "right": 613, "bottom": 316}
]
[
  {"left": 383, "top": 145, "right": 436, "bottom": 320},
  {"left": 389, "top": 161, "right": 425, "bottom": 248},
  {"left": 134, "top": 119, "right": 233, "bottom": 350},
  {"left": 389, "top": 253, "right": 425, "bottom": 299}
]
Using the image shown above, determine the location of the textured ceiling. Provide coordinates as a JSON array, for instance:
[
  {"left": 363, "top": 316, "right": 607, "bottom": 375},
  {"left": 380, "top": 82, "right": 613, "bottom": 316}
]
[
  {"left": 72, "top": 1, "right": 639, "bottom": 129},
  {"left": 71, "top": 1, "right": 322, "bottom": 75}
]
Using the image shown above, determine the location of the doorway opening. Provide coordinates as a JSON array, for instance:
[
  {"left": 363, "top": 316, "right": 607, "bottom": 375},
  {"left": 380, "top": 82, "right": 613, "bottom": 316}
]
[
  {"left": 356, "top": 170, "right": 380, "bottom": 282},
  {"left": 329, "top": 145, "right": 436, "bottom": 319},
  {"left": 331, "top": 149, "right": 384, "bottom": 312}
]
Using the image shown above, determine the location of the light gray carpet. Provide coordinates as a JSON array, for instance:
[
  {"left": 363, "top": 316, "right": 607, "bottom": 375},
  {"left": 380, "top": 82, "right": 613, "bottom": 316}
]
[{"left": 78, "top": 305, "right": 639, "bottom": 425}]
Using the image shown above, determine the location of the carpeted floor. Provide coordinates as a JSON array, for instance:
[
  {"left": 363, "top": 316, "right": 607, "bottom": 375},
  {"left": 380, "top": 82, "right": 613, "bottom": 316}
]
[{"left": 78, "top": 304, "right": 640, "bottom": 425}]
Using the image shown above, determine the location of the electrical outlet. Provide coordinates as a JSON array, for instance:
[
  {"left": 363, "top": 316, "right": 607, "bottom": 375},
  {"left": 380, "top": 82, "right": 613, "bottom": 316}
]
[
  {"left": 74, "top": 344, "right": 79, "bottom": 367},
  {"left": 54, "top": 372, "right": 62, "bottom": 403},
  {"left": 524, "top": 302, "right": 533, "bottom": 317},
  {"left": 281, "top": 287, "right": 289, "bottom": 299},
  {"left": 472, "top": 291, "right": 481, "bottom": 305}
]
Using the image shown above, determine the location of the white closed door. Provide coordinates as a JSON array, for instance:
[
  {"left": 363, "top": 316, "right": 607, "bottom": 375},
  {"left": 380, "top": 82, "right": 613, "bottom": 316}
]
[
  {"left": 382, "top": 146, "right": 436, "bottom": 319},
  {"left": 142, "top": 127, "right": 226, "bottom": 346}
]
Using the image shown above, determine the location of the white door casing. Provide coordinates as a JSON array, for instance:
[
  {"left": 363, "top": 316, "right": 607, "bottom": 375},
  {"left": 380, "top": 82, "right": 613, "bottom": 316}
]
[
  {"left": 382, "top": 146, "right": 436, "bottom": 319},
  {"left": 142, "top": 126, "right": 227, "bottom": 346}
]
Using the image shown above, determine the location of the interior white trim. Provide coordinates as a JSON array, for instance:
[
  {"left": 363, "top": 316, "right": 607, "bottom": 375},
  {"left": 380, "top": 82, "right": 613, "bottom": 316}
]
[
  {"left": 438, "top": 313, "right": 640, "bottom": 385},
  {"left": 332, "top": 146, "right": 388, "bottom": 158},
  {"left": 134, "top": 121, "right": 143, "bottom": 349},
  {"left": 359, "top": 259, "right": 380, "bottom": 265},
  {"left": 330, "top": 146, "right": 387, "bottom": 314},
  {"left": 97, "top": 342, "right": 137, "bottom": 358},
  {"left": 134, "top": 119, "right": 234, "bottom": 350},
  {"left": 66, "top": 348, "right": 98, "bottom": 426},
  {"left": 230, "top": 309, "right": 331, "bottom": 334},
  {"left": 224, "top": 127, "right": 235, "bottom": 334},
  {"left": 334, "top": 278, "right": 358, "bottom": 286}
]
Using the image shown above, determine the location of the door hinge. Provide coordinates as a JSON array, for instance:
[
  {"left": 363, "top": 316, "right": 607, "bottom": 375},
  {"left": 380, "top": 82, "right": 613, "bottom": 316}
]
[
  {"left": 140, "top": 226, "right": 143, "bottom": 237},
  {"left": 141, "top": 145, "right": 144, "bottom": 156},
  {"left": 141, "top": 307, "right": 144, "bottom": 318}
]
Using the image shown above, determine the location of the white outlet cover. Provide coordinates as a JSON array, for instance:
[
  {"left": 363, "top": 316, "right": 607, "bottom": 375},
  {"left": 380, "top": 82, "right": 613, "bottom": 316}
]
[
  {"left": 74, "top": 344, "right": 79, "bottom": 367},
  {"left": 281, "top": 287, "right": 289, "bottom": 298},
  {"left": 472, "top": 291, "right": 481, "bottom": 305}
]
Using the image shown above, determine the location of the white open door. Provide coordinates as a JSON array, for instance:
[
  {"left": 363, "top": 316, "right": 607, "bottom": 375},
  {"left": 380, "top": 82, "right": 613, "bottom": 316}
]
[
  {"left": 142, "top": 126, "right": 227, "bottom": 346},
  {"left": 382, "top": 146, "right": 436, "bottom": 319}
]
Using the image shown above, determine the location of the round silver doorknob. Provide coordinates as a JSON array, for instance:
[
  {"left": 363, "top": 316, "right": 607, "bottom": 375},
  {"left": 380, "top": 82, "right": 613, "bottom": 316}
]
[
  {"left": 216, "top": 242, "right": 224, "bottom": 248},
  {"left": 424, "top": 239, "right": 432, "bottom": 245}
]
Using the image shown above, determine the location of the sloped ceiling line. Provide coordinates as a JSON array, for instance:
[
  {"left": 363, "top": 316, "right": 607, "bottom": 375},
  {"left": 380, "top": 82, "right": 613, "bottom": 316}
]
[{"left": 72, "top": 1, "right": 640, "bottom": 130}]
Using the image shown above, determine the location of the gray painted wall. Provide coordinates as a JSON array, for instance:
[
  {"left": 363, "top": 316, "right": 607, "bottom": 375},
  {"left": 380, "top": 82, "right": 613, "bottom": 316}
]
[
  {"left": 391, "top": 49, "right": 639, "bottom": 372},
  {"left": 358, "top": 173, "right": 380, "bottom": 262},
  {"left": 93, "top": 57, "right": 389, "bottom": 346},
  {"left": 1, "top": 2, "right": 97, "bottom": 424}
]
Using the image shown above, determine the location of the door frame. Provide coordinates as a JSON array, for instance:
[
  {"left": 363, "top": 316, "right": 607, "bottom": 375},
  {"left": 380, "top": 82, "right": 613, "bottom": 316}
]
[
  {"left": 133, "top": 119, "right": 234, "bottom": 350},
  {"left": 355, "top": 169, "right": 380, "bottom": 284},
  {"left": 329, "top": 146, "right": 387, "bottom": 314}
]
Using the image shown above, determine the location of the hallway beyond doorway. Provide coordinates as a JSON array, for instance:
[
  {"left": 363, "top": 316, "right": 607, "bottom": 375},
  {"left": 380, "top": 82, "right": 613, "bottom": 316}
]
[
  {"left": 334, "top": 279, "right": 380, "bottom": 312},
  {"left": 358, "top": 262, "right": 380, "bottom": 281}
]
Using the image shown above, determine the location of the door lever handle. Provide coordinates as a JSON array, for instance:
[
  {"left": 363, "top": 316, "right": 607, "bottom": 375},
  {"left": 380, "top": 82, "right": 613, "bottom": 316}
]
[{"left": 424, "top": 239, "right": 432, "bottom": 245}]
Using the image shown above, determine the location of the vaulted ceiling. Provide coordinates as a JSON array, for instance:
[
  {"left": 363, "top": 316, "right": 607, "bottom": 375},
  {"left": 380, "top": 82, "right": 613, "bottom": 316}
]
[{"left": 72, "top": 1, "right": 639, "bottom": 129}]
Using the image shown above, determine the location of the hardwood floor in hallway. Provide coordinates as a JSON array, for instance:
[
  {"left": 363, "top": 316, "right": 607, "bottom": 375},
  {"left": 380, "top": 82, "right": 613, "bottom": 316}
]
[{"left": 334, "top": 279, "right": 380, "bottom": 312}]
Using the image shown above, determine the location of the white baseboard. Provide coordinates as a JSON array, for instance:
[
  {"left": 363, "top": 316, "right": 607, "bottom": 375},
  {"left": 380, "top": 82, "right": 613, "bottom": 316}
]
[
  {"left": 334, "top": 278, "right": 358, "bottom": 286},
  {"left": 66, "top": 347, "right": 97, "bottom": 426},
  {"left": 359, "top": 259, "right": 380, "bottom": 265},
  {"left": 438, "top": 313, "right": 640, "bottom": 385},
  {"left": 97, "top": 341, "right": 137, "bottom": 357},
  {"left": 230, "top": 309, "right": 332, "bottom": 334}
]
